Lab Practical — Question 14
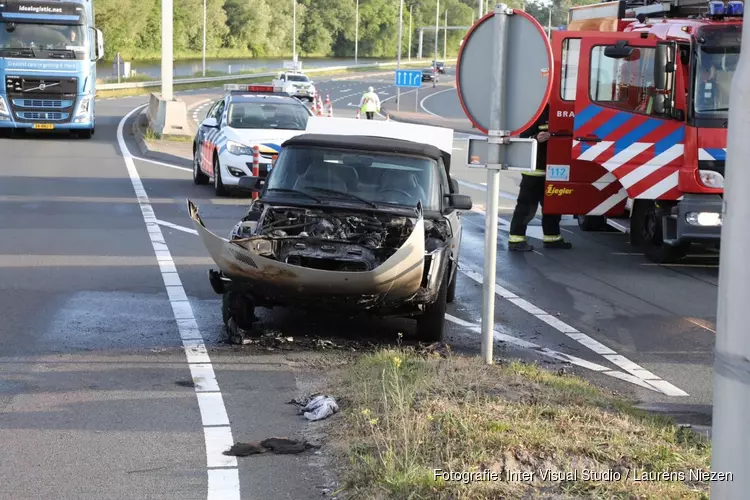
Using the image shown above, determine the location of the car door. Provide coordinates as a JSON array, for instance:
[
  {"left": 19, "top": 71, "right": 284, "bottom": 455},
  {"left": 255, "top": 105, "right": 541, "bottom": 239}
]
[
  {"left": 200, "top": 99, "right": 225, "bottom": 177},
  {"left": 564, "top": 33, "right": 685, "bottom": 217},
  {"left": 196, "top": 100, "right": 219, "bottom": 174}
]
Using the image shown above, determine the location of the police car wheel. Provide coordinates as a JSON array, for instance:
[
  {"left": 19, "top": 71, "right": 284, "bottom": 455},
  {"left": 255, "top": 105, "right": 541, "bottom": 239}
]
[
  {"left": 193, "top": 145, "right": 209, "bottom": 185},
  {"left": 213, "top": 154, "right": 228, "bottom": 196}
]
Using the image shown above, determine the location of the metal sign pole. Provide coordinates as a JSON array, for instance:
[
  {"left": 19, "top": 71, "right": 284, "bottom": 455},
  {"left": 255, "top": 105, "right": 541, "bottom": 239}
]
[
  {"left": 397, "top": 88, "right": 401, "bottom": 111},
  {"left": 415, "top": 87, "right": 419, "bottom": 112},
  {"left": 481, "top": 4, "right": 510, "bottom": 365},
  {"left": 711, "top": 9, "right": 750, "bottom": 497}
]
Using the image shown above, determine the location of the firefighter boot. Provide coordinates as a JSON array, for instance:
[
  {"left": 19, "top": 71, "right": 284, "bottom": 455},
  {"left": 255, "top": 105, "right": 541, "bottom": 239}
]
[
  {"left": 543, "top": 236, "right": 572, "bottom": 249},
  {"left": 508, "top": 241, "right": 535, "bottom": 252}
]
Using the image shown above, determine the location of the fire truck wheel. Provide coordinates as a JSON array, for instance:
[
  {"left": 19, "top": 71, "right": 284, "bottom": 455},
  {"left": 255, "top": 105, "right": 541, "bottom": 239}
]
[
  {"left": 639, "top": 201, "right": 689, "bottom": 264},
  {"left": 576, "top": 215, "right": 607, "bottom": 231}
]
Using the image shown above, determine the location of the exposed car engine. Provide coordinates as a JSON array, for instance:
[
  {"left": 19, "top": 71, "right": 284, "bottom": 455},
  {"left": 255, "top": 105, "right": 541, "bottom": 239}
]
[{"left": 231, "top": 206, "right": 430, "bottom": 272}]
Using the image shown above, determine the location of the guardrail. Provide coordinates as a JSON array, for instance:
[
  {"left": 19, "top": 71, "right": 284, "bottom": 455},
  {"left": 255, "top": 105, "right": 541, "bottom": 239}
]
[{"left": 97, "top": 59, "right": 457, "bottom": 91}]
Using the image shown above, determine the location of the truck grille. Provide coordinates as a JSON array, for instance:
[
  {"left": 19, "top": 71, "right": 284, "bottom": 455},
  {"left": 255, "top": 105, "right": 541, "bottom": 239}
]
[
  {"left": 16, "top": 111, "right": 69, "bottom": 121},
  {"left": 6, "top": 75, "right": 78, "bottom": 124},
  {"left": 12, "top": 99, "right": 74, "bottom": 109}
]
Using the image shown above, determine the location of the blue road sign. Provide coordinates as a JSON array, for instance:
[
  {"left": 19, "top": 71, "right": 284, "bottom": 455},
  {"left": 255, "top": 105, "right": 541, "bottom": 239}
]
[{"left": 395, "top": 69, "right": 422, "bottom": 88}]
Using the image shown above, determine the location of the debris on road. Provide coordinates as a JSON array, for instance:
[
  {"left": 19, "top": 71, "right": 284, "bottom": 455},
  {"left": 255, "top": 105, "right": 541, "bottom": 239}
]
[
  {"left": 223, "top": 437, "right": 319, "bottom": 457},
  {"left": 302, "top": 395, "right": 339, "bottom": 421}
]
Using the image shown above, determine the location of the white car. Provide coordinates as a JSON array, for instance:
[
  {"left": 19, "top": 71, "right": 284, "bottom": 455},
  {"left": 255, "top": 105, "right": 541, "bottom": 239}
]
[
  {"left": 271, "top": 72, "right": 316, "bottom": 102},
  {"left": 192, "top": 85, "right": 314, "bottom": 196}
]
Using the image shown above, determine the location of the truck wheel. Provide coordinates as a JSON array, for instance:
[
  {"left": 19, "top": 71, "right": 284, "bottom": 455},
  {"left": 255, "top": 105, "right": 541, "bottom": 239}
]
[
  {"left": 576, "top": 215, "right": 607, "bottom": 231},
  {"left": 213, "top": 154, "right": 228, "bottom": 196},
  {"left": 193, "top": 144, "right": 209, "bottom": 185},
  {"left": 639, "top": 201, "right": 689, "bottom": 264},
  {"left": 222, "top": 291, "right": 255, "bottom": 330},
  {"left": 446, "top": 262, "right": 458, "bottom": 304},
  {"left": 77, "top": 129, "right": 93, "bottom": 139},
  {"left": 416, "top": 274, "right": 448, "bottom": 342}
]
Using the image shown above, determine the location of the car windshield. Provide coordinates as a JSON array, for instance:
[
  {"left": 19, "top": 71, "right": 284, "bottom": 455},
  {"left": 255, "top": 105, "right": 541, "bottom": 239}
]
[
  {"left": 227, "top": 102, "right": 310, "bottom": 130},
  {"left": 0, "top": 22, "right": 87, "bottom": 59},
  {"left": 266, "top": 146, "right": 441, "bottom": 210},
  {"left": 287, "top": 74, "right": 309, "bottom": 82},
  {"left": 693, "top": 26, "right": 740, "bottom": 121}
]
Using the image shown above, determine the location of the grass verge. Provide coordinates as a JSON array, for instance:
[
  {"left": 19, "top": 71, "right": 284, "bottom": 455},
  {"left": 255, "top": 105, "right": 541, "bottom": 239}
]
[{"left": 329, "top": 348, "right": 711, "bottom": 499}]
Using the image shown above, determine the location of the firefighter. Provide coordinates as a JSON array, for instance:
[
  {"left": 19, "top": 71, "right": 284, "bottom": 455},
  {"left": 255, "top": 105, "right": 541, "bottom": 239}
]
[
  {"left": 359, "top": 86, "right": 380, "bottom": 120},
  {"left": 508, "top": 105, "right": 572, "bottom": 252}
]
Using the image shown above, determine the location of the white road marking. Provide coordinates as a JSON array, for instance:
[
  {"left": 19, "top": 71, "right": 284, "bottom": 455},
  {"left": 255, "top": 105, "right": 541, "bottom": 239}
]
[
  {"left": 156, "top": 219, "right": 199, "bottom": 235},
  {"left": 340, "top": 88, "right": 351, "bottom": 92},
  {"left": 457, "top": 266, "right": 689, "bottom": 397},
  {"left": 444, "top": 314, "right": 657, "bottom": 391},
  {"left": 133, "top": 155, "right": 192, "bottom": 172},
  {"left": 419, "top": 87, "right": 454, "bottom": 116},
  {"left": 117, "top": 105, "right": 241, "bottom": 499}
]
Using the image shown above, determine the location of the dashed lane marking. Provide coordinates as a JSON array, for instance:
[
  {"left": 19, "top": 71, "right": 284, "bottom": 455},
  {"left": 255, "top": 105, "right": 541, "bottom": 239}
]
[
  {"left": 445, "top": 314, "right": 657, "bottom": 391},
  {"left": 117, "top": 104, "right": 241, "bottom": 499},
  {"left": 458, "top": 266, "right": 689, "bottom": 397}
]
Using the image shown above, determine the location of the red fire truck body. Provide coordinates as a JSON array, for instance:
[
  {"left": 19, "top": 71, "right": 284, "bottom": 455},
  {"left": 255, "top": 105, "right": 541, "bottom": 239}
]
[{"left": 541, "top": 0, "right": 742, "bottom": 262}]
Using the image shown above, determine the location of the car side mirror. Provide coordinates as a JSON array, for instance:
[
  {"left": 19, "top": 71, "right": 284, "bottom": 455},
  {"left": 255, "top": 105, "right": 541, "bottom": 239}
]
[
  {"left": 237, "top": 176, "right": 263, "bottom": 193},
  {"left": 449, "top": 178, "right": 459, "bottom": 194},
  {"left": 201, "top": 117, "right": 219, "bottom": 128},
  {"left": 448, "top": 194, "right": 472, "bottom": 210}
]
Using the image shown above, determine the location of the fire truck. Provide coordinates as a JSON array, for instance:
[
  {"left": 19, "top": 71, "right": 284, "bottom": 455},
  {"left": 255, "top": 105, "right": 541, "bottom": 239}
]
[{"left": 541, "top": 0, "right": 742, "bottom": 262}]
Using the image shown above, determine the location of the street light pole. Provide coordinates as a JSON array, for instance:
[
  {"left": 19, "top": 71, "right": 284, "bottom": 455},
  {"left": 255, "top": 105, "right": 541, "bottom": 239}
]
[
  {"left": 396, "top": 0, "right": 403, "bottom": 109},
  {"left": 161, "top": 0, "right": 173, "bottom": 100},
  {"left": 355, "top": 0, "right": 359, "bottom": 64},
  {"left": 202, "top": 0, "right": 206, "bottom": 77},
  {"left": 292, "top": 0, "right": 297, "bottom": 63},
  {"left": 478, "top": 0, "right": 483, "bottom": 18},
  {"left": 408, "top": 5, "right": 412, "bottom": 62},
  {"left": 443, "top": 9, "right": 447, "bottom": 61},
  {"left": 434, "top": 0, "right": 439, "bottom": 66},
  {"left": 711, "top": 7, "right": 750, "bottom": 497}
]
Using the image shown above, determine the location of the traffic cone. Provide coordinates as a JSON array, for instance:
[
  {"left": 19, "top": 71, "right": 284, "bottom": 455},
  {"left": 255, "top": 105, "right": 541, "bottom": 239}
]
[
  {"left": 328, "top": 101, "right": 333, "bottom": 118},
  {"left": 311, "top": 93, "right": 318, "bottom": 114},
  {"left": 316, "top": 94, "right": 324, "bottom": 116}
]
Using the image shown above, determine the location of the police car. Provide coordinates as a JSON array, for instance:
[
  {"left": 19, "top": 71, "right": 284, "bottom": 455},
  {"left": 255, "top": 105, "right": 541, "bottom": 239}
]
[{"left": 192, "top": 84, "right": 314, "bottom": 196}]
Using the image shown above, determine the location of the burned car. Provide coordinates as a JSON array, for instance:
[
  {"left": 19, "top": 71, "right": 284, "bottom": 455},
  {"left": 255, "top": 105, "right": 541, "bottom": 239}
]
[{"left": 188, "top": 120, "right": 472, "bottom": 341}]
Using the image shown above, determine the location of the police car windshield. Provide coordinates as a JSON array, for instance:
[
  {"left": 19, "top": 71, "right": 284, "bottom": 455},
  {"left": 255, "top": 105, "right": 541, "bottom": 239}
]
[
  {"left": 286, "top": 74, "right": 309, "bottom": 82},
  {"left": 266, "top": 146, "right": 440, "bottom": 211},
  {"left": 227, "top": 102, "right": 310, "bottom": 130}
]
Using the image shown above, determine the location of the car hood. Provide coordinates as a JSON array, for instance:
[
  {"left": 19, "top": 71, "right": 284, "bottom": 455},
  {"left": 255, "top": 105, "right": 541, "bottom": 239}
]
[
  {"left": 187, "top": 199, "right": 426, "bottom": 300},
  {"left": 225, "top": 128, "right": 307, "bottom": 154}
]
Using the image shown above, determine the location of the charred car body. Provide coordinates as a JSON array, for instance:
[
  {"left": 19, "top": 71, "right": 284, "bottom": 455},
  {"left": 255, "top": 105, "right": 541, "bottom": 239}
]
[{"left": 188, "top": 118, "right": 472, "bottom": 341}]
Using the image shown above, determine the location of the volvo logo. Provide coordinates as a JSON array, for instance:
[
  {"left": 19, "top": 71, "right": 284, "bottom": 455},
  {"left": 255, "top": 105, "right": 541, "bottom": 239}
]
[{"left": 39, "top": 83, "right": 46, "bottom": 91}]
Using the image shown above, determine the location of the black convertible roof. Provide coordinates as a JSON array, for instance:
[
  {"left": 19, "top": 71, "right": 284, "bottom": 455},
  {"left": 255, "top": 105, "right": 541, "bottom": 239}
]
[{"left": 281, "top": 134, "right": 445, "bottom": 162}]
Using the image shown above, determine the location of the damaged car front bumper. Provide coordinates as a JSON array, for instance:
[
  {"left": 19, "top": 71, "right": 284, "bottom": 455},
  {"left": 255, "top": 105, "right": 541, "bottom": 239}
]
[{"left": 188, "top": 199, "right": 448, "bottom": 312}]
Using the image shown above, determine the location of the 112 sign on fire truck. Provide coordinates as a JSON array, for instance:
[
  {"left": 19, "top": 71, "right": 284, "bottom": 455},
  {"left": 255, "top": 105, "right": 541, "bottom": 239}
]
[{"left": 539, "top": 0, "right": 741, "bottom": 263}]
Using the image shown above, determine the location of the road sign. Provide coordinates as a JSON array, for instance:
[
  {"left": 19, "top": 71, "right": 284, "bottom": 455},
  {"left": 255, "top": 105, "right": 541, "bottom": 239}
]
[
  {"left": 395, "top": 69, "right": 422, "bottom": 88},
  {"left": 456, "top": 9, "right": 552, "bottom": 135}
]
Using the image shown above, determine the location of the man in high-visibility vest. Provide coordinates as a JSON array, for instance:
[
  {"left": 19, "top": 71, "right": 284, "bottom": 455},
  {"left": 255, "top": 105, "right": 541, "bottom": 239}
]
[
  {"left": 508, "top": 106, "right": 572, "bottom": 252},
  {"left": 359, "top": 86, "right": 380, "bottom": 120}
]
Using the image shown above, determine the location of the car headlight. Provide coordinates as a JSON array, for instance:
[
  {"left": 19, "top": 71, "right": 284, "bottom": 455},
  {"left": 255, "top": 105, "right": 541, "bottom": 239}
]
[
  {"left": 75, "top": 97, "right": 90, "bottom": 117},
  {"left": 227, "top": 140, "right": 253, "bottom": 156},
  {"left": 699, "top": 170, "right": 724, "bottom": 189},
  {"left": 0, "top": 96, "right": 9, "bottom": 117}
]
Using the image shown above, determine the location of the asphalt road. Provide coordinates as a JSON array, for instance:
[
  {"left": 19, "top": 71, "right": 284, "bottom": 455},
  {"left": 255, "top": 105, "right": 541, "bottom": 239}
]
[{"left": 0, "top": 68, "right": 718, "bottom": 499}]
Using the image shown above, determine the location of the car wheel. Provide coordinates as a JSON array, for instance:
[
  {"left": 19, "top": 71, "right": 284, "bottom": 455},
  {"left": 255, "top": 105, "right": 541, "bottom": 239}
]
[
  {"left": 193, "top": 144, "right": 209, "bottom": 185},
  {"left": 213, "top": 154, "right": 228, "bottom": 196},
  {"left": 416, "top": 273, "right": 448, "bottom": 342},
  {"left": 446, "top": 262, "right": 458, "bottom": 304},
  {"left": 222, "top": 291, "right": 255, "bottom": 330}
]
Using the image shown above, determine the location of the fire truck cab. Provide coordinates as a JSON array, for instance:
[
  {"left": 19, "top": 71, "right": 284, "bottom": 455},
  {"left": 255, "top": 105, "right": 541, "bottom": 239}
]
[{"left": 542, "top": 0, "right": 742, "bottom": 262}]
